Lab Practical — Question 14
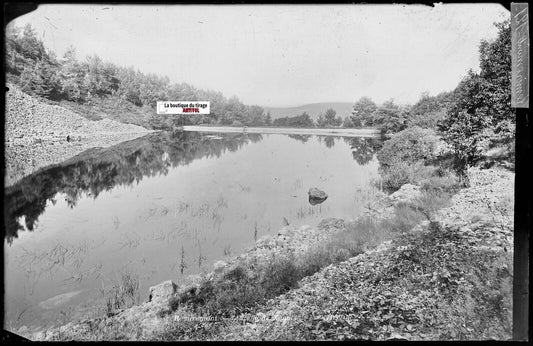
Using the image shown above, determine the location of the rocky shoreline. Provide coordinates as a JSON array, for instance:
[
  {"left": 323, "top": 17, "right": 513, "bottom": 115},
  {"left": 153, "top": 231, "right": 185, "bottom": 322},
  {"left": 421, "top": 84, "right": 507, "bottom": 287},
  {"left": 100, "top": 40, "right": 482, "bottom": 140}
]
[
  {"left": 22, "top": 166, "right": 514, "bottom": 341},
  {"left": 4, "top": 85, "right": 155, "bottom": 186},
  {"left": 213, "top": 167, "right": 514, "bottom": 340}
]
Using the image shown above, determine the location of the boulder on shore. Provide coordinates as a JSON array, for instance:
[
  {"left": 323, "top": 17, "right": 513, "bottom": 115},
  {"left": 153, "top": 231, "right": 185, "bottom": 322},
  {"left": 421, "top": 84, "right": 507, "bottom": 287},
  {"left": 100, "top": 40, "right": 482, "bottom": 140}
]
[
  {"left": 388, "top": 184, "right": 421, "bottom": 203},
  {"left": 148, "top": 280, "right": 177, "bottom": 302},
  {"left": 308, "top": 187, "right": 328, "bottom": 205},
  {"left": 213, "top": 260, "right": 227, "bottom": 273}
]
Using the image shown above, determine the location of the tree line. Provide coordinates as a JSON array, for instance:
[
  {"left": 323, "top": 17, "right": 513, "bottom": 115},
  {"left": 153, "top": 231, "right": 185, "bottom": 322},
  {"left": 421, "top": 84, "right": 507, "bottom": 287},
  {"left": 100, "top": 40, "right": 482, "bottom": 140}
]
[
  {"left": 5, "top": 24, "right": 271, "bottom": 129},
  {"left": 274, "top": 18, "right": 512, "bottom": 171}
]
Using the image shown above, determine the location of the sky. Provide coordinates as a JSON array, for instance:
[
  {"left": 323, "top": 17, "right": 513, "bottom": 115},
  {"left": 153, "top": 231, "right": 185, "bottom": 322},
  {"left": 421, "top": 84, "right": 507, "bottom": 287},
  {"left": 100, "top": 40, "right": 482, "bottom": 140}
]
[{"left": 8, "top": 4, "right": 509, "bottom": 107}]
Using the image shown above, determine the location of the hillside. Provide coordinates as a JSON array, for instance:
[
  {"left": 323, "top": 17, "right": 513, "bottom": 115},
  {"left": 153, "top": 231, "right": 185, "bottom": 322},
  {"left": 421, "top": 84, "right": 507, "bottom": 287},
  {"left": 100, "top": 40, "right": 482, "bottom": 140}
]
[
  {"left": 263, "top": 102, "right": 354, "bottom": 121},
  {"left": 4, "top": 84, "right": 154, "bottom": 186}
]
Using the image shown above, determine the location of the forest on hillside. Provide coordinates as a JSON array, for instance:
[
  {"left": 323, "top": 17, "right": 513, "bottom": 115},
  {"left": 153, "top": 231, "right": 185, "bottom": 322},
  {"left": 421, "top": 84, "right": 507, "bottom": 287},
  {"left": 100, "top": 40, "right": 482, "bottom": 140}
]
[{"left": 5, "top": 24, "right": 269, "bottom": 129}]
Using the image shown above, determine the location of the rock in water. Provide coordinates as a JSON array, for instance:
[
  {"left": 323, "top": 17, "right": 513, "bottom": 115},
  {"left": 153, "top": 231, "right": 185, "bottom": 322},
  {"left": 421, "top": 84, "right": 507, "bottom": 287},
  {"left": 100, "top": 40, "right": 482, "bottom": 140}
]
[
  {"left": 148, "top": 280, "right": 177, "bottom": 302},
  {"left": 308, "top": 187, "right": 328, "bottom": 205}
]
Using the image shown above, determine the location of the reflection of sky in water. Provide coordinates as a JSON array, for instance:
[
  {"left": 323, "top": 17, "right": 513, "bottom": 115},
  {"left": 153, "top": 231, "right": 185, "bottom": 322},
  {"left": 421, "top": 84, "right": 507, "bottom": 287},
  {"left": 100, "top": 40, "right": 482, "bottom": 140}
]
[{"left": 4, "top": 133, "right": 381, "bottom": 332}]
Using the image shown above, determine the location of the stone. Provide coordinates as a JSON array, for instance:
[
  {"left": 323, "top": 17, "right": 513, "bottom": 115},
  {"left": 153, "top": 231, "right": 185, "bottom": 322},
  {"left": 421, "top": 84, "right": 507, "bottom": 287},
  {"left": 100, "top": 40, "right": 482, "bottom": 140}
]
[
  {"left": 148, "top": 280, "right": 177, "bottom": 302},
  {"left": 388, "top": 184, "right": 421, "bottom": 203},
  {"left": 299, "top": 225, "right": 312, "bottom": 232},
  {"left": 308, "top": 187, "right": 328, "bottom": 205},
  {"left": 278, "top": 226, "right": 294, "bottom": 236},
  {"left": 317, "top": 218, "right": 344, "bottom": 231},
  {"left": 256, "top": 235, "right": 274, "bottom": 248},
  {"left": 213, "top": 260, "right": 227, "bottom": 273}
]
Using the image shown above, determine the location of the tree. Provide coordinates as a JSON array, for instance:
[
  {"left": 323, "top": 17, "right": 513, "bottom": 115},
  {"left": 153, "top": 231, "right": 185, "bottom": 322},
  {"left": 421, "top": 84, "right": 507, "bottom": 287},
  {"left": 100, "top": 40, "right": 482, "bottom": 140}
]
[
  {"left": 83, "top": 54, "right": 116, "bottom": 98},
  {"left": 248, "top": 105, "right": 266, "bottom": 126},
  {"left": 265, "top": 111, "right": 272, "bottom": 126},
  {"left": 324, "top": 108, "right": 336, "bottom": 124},
  {"left": 19, "top": 24, "right": 47, "bottom": 61},
  {"left": 408, "top": 91, "right": 451, "bottom": 129},
  {"left": 272, "top": 112, "right": 314, "bottom": 127},
  {"left": 60, "top": 46, "right": 87, "bottom": 101},
  {"left": 439, "top": 70, "right": 493, "bottom": 173},
  {"left": 5, "top": 25, "right": 25, "bottom": 75},
  {"left": 372, "top": 99, "right": 407, "bottom": 134},
  {"left": 478, "top": 20, "right": 512, "bottom": 141},
  {"left": 223, "top": 96, "right": 247, "bottom": 125},
  {"left": 317, "top": 108, "right": 341, "bottom": 127},
  {"left": 343, "top": 116, "right": 355, "bottom": 128},
  {"left": 351, "top": 96, "right": 377, "bottom": 127},
  {"left": 19, "top": 57, "right": 62, "bottom": 100},
  {"left": 117, "top": 66, "right": 142, "bottom": 106},
  {"left": 438, "top": 20, "right": 512, "bottom": 178},
  {"left": 293, "top": 112, "right": 314, "bottom": 127},
  {"left": 316, "top": 113, "right": 327, "bottom": 127}
]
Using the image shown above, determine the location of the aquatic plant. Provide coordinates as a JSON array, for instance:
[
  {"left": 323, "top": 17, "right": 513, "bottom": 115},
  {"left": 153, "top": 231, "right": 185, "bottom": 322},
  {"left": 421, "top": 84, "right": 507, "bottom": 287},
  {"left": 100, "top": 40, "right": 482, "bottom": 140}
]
[
  {"left": 179, "top": 246, "right": 187, "bottom": 275},
  {"left": 103, "top": 272, "right": 140, "bottom": 316}
]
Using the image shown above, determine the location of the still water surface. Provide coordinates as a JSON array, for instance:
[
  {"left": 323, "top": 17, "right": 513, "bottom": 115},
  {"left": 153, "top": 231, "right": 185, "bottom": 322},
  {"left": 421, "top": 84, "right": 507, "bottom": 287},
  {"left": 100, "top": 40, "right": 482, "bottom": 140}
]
[{"left": 4, "top": 131, "right": 382, "bottom": 331}]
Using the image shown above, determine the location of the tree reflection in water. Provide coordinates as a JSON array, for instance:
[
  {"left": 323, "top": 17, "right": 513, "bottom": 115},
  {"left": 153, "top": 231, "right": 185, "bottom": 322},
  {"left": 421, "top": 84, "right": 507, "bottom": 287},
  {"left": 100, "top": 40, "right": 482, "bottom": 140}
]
[
  {"left": 4, "top": 131, "right": 263, "bottom": 244},
  {"left": 4, "top": 132, "right": 382, "bottom": 244},
  {"left": 343, "top": 136, "right": 384, "bottom": 166},
  {"left": 287, "top": 134, "right": 312, "bottom": 143}
]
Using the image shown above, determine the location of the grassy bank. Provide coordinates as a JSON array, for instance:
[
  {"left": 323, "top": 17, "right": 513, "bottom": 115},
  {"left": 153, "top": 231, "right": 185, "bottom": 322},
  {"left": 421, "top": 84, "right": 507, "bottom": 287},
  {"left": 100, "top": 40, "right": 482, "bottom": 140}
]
[{"left": 150, "top": 167, "right": 512, "bottom": 341}]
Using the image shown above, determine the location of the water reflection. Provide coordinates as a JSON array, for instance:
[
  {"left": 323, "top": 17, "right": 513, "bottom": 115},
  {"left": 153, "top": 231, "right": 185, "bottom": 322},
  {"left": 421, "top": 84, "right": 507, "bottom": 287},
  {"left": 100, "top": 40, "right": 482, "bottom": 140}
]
[
  {"left": 4, "top": 132, "right": 383, "bottom": 244},
  {"left": 4, "top": 131, "right": 263, "bottom": 244},
  {"left": 343, "top": 136, "right": 384, "bottom": 166},
  {"left": 287, "top": 134, "right": 312, "bottom": 143}
]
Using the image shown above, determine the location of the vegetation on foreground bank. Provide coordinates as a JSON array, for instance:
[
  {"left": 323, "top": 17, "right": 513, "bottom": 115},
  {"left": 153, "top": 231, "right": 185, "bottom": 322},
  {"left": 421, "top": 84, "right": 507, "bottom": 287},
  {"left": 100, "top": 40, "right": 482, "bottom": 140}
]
[{"left": 206, "top": 169, "right": 512, "bottom": 341}]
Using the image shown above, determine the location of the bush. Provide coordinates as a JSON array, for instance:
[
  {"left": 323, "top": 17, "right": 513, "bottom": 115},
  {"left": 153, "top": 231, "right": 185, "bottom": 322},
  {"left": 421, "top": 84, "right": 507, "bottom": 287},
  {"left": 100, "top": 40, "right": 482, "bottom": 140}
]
[
  {"left": 379, "top": 157, "right": 460, "bottom": 194},
  {"left": 383, "top": 202, "right": 426, "bottom": 233},
  {"left": 174, "top": 256, "right": 299, "bottom": 317},
  {"left": 378, "top": 158, "right": 416, "bottom": 191},
  {"left": 377, "top": 126, "right": 441, "bottom": 170},
  {"left": 378, "top": 160, "right": 437, "bottom": 192}
]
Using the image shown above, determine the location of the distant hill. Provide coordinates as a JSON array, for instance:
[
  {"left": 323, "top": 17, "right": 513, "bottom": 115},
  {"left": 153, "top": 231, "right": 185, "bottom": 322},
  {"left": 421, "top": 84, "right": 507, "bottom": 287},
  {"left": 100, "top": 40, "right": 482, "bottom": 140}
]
[{"left": 263, "top": 102, "right": 354, "bottom": 121}]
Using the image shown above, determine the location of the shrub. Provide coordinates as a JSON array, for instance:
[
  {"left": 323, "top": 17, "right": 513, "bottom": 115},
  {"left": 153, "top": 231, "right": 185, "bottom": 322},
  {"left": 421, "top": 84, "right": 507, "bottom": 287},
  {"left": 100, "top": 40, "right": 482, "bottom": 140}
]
[
  {"left": 378, "top": 159, "right": 438, "bottom": 192},
  {"left": 174, "top": 256, "right": 300, "bottom": 317},
  {"left": 260, "top": 253, "right": 300, "bottom": 295},
  {"left": 376, "top": 126, "right": 458, "bottom": 192},
  {"left": 378, "top": 158, "right": 416, "bottom": 192},
  {"left": 383, "top": 202, "right": 426, "bottom": 233},
  {"left": 377, "top": 126, "right": 441, "bottom": 170},
  {"left": 420, "top": 173, "right": 462, "bottom": 195}
]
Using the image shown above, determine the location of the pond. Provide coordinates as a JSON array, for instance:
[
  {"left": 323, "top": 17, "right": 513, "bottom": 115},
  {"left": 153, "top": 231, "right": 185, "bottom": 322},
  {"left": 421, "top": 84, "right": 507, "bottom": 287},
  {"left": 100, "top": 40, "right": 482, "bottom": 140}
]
[{"left": 3, "top": 131, "right": 383, "bottom": 332}]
